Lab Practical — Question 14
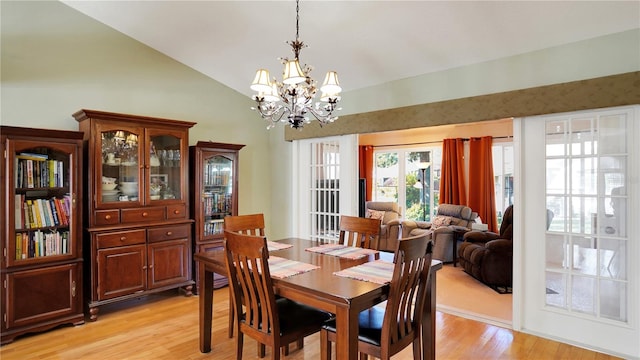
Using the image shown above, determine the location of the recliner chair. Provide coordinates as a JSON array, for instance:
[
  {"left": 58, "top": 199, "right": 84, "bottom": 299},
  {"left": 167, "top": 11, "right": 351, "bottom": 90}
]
[
  {"left": 402, "top": 204, "right": 477, "bottom": 262},
  {"left": 458, "top": 205, "right": 513, "bottom": 293},
  {"left": 364, "top": 201, "right": 402, "bottom": 252}
]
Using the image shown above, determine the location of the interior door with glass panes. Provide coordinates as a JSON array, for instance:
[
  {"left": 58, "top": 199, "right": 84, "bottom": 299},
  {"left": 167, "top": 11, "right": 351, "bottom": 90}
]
[{"left": 520, "top": 106, "right": 639, "bottom": 358}]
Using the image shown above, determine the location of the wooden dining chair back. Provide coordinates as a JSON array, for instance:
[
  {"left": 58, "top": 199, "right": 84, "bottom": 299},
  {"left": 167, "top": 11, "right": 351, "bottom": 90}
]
[
  {"left": 223, "top": 213, "right": 266, "bottom": 338},
  {"left": 338, "top": 215, "right": 382, "bottom": 250},
  {"left": 224, "top": 213, "right": 266, "bottom": 236},
  {"left": 320, "top": 233, "right": 434, "bottom": 360},
  {"left": 224, "top": 231, "right": 332, "bottom": 360}
]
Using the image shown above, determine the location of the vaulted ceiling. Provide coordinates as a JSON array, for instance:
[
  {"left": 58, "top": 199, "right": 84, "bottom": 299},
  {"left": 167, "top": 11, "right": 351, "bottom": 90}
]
[{"left": 61, "top": 1, "right": 639, "bottom": 99}]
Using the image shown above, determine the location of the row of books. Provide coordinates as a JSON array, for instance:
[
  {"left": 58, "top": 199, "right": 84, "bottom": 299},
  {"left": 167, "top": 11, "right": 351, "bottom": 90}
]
[
  {"left": 15, "top": 195, "right": 71, "bottom": 230},
  {"left": 15, "top": 153, "right": 65, "bottom": 189},
  {"left": 204, "top": 219, "right": 224, "bottom": 237},
  {"left": 203, "top": 192, "right": 232, "bottom": 215},
  {"left": 15, "top": 230, "right": 69, "bottom": 260}
]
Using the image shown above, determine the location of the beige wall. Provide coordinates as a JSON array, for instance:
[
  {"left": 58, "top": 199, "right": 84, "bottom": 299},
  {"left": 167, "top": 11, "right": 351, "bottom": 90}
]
[
  {"left": 0, "top": 0, "right": 280, "bottom": 237},
  {"left": 2, "top": 1, "right": 639, "bottom": 239}
]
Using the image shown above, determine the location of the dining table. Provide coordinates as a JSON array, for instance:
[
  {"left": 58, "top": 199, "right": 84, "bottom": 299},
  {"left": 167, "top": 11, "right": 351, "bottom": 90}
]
[{"left": 195, "top": 237, "right": 442, "bottom": 360}]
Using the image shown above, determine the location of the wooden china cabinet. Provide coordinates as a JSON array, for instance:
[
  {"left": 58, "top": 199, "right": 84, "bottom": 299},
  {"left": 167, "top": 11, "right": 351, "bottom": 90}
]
[
  {"left": 1, "top": 126, "right": 84, "bottom": 344},
  {"left": 74, "top": 110, "right": 196, "bottom": 321},
  {"left": 189, "top": 141, "right": 244, "bottom": 292}
]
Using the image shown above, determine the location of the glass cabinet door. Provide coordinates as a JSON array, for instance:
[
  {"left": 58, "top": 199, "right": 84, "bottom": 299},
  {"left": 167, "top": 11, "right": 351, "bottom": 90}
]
[
  {"left": 99, "top": 127, "right": 142, "bottom": 205},
  {"left": 9, "top": 140, "right": 77, "bottom": 266},
  {"left": 148, "top": 132, "right": 184, "bottom": 202},
  {"left": 202, "top": 154, "right": 234, "bottom": 239}
]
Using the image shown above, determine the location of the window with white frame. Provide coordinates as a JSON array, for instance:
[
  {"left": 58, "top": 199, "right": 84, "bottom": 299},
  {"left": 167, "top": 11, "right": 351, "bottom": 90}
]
[{"left": 373, "top": 147, "right": 441, "bottom": 221}]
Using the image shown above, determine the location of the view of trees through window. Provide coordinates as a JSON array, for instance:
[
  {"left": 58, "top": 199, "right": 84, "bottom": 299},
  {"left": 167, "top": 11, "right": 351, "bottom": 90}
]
[{"left": 374, "top": 144, "right": 512, "bottom": 225}]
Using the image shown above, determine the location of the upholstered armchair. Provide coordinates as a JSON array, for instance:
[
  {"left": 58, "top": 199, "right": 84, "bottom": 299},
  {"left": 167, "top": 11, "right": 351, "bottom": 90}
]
[
  {"left": 458, "top": 205, "right": 513, "bottom": 292},
  {"left": 401, "top": 204, "right": 478, "bottom": 262},
  {"left": 364, "top": 201, "right": 402, "bottom": 252}
]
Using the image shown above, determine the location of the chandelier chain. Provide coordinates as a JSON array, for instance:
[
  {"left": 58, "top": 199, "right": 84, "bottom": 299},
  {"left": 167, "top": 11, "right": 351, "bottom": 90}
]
[{"left": 295, "top": 0, "right": 300, "bottom": 42}]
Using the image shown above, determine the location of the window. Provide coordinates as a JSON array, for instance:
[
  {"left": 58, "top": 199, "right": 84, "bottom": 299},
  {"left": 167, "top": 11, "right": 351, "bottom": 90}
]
[
  {"left": 374, "top": 147, "right": 441, "bottom": 221},
  {"left": 493, "top": 143, "right": 514, "bottom": 225}
]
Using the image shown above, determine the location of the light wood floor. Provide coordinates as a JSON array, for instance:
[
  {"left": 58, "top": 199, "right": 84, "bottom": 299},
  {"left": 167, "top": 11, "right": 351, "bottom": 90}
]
[{"left": 1, "top": 288, "right": 620, "bottom": 360}]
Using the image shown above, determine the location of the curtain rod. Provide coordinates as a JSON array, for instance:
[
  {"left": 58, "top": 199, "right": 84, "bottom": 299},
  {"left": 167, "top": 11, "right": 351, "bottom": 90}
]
[{"left": 369, "top": 135, "right": 513, "bottom": 148}]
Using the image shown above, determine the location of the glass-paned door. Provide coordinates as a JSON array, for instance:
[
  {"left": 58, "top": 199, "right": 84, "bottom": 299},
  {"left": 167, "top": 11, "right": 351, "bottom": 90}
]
[
  {"left": 201, "top": 154, "right": 234, "bottom": 239},
  {"left": 293, "top": 135, "right": 358, "bottom": 241},
  {"left": 520, "top": 106, "right": 639, "bottom": 358},
  {"left": 373, "top": 147, "right": 441, "bottom": 221},
  {"left": 9, "top": 140, "right": 78, "bottom": 266},
  {"left": 149, "top": 133, "right": 183, "bottom": 202},
  {"left": 99, "top": 127, "right": 141, "bottom": 205},
  {"left": 493, "top": 143, "right": 514, "bottom": 225}
]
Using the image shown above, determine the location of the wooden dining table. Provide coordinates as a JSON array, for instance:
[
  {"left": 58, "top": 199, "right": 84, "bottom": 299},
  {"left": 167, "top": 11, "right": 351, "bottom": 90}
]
[{"left": 195, "top": 237, "right": 442, "bottom": 360}]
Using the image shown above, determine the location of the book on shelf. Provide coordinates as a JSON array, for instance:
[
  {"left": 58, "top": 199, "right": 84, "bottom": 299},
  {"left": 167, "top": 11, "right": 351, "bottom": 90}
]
[
  {"left": 15, "top": 194, "right": 24, "bottom": 229},
  {"left": 49, "top": 198, "right": 60, "bottom": 226},
  {"left": 35, "top": 199, "right": 47, "bottom": 227},
  {"left": 16, "top": 153, "right": 48, "bottom": 161},
  {"left": 53, "top": 198, "right": 67, "bottom": 226},
  {"left": 26, "top": 159, "right": 34, "bottom": 188}
]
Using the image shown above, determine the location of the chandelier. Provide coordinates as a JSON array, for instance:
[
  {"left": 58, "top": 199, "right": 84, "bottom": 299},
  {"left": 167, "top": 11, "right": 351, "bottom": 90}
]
[{"left": 250, "top": 0, "right": 342, "bottom": 130}]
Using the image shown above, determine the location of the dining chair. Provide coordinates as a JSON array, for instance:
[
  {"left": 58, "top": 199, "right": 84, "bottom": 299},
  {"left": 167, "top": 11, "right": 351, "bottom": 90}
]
[
  {"left": 319, "top": 233, "right": 434, "bottom": 360},
  {"left": 338, "top": 215, "right": 382, "bottom": 250},
  {"left": 224, "top": 213, "right": 267, "bottom": 339},
  {"left": 224, "top": 213, "right": 266, "bottom": 236},
  {"left": 224, "top": 230, "right": 332, "bottom": 360}
]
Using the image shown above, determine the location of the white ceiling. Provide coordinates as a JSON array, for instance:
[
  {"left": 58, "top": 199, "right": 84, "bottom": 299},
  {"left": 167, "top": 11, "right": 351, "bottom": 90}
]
[{"left": 61, "top": 1, "right": 639, "bottom": 98}]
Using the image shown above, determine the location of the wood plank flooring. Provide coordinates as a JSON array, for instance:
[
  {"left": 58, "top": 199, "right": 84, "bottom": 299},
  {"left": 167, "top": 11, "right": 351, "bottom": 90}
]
[{"left": 0, "top": 288, "right": 620, "bottom": 359}]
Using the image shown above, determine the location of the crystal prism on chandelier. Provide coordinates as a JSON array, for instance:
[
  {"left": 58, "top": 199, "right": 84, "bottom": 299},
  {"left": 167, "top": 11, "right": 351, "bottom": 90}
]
[{"left": 250, "top": 0, "right": 342, "bottom": 130}]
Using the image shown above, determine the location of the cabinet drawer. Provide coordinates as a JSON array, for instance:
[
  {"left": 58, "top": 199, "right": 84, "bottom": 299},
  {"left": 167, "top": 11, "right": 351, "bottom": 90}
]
[
  {"left": 148, "top": 224, "right": 190, "bottom": 243},
  {"left": 96, "top": 229, "right": 146, "bottom": 249},
  {"left": 94, "top": 210, "right": 120, "bottom": 226},
  {"left": 121, "top": 207, "right": 165, "bottom": 224},
  {"left": 166, "top": 204, "right": 187, "bottom": 220}
]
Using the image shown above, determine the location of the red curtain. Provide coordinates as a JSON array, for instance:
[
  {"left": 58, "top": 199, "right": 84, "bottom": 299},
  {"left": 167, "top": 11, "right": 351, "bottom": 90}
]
[
  {"left": 439, "top": 138, "right": 466, "bottom": 205},
  {"left": 468, "top": 136, "right": 498, "bottom": 233},
  {"left": 358, "top": 145, "right": 374, "bottom": 201}
]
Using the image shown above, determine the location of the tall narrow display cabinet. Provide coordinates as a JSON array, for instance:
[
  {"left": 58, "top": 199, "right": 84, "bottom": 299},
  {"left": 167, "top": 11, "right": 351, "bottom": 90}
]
[
  {"left": 190, "top": 141, "right": 244, "bottom": 292},
  {"left": 74, "top": 110, "right": 196, "bottom": 321},
  {"left": 1, "top": 126, "right": 84, "bottom": 345}
]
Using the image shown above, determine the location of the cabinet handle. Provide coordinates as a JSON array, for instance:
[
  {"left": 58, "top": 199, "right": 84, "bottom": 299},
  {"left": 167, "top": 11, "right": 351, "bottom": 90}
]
[
  {"left": 173, "top": 209, "right": 180, "bottom": 215},
  {"left": 166, "top": 231, "right": 173, "bottom": 236},
  {"left": 72, "top": 281, "right": 76, "bottom": 297},
  {"left": 120, "top": 236, "right": 127, "bottom": 241},
  {"left": 149, "top": 264, "right": 154, "bottom": 269},
  {"left": 142, "top": 212, "right": 148, "bottom": 217},
  {"left": 105, "top": 214, "right": 111, "bottom": 220},
  {"left": 143, "top": 265, "right": 147, "bottom": 270}
]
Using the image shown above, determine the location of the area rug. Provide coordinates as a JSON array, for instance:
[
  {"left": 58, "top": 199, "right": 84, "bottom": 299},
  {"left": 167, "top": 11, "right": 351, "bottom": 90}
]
[{"left": 435, "top": 264, "right": 512, "bottom": 327}]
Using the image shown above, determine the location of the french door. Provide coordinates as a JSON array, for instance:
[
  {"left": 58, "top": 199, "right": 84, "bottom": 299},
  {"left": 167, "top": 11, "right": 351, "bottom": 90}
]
[
  {"left": 291, "top": 135, "right": 358, "bottom": 240},
  {"left": 518, "top": 106, "right": 639, "bottom": 358}
]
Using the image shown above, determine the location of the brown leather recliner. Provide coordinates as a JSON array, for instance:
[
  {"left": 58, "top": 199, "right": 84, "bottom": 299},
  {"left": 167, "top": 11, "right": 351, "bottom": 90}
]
[{"left": 458, "top": 205, "right": 513, "bottom": 292}]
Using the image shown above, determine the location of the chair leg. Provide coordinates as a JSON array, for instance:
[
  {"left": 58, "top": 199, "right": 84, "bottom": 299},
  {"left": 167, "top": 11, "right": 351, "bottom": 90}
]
[
  {"left": 228, "top": 288, "right": 235, "bottom": 338},
  {"left": 297, "top": 338, "right": 304, "bottom": 349},
  {"left": 236, "top": 332, "right": 244, "bottom": 360},
  {"left": 412, "top": 338, "right": 421, "bottom": 360},
  {"left": 320, "top": 329, "right": 331, "bottom": 360},
  {"left": 258, "top": 343, "right": 266, "bottom": 358}
]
